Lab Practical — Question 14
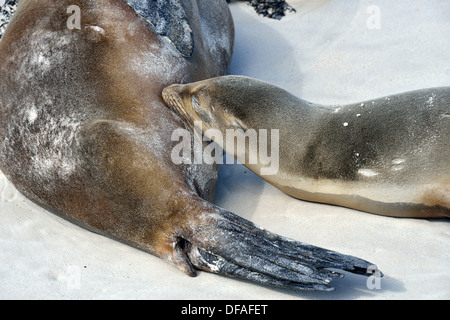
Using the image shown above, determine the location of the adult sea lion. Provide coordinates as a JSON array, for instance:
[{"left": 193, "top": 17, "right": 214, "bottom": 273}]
[
  {"left": 163, "top": 75, "right": 450, "bottom": 218},
  {"left": 0, "top": 0, "right": 379, "bottom": 291}
]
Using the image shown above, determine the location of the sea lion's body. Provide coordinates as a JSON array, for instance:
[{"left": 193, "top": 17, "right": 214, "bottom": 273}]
[
  {"left": 163, "top": 76, "right": 450, "bottom": 218},
  {"left": 0, "top": 0, "right": 378, "bottom": 291},
  {"left": 0, "top": 0, "right": 233, "bottom": 262},
  {"left": 0, "top": 0, "right": 232, "bottom": 274}
]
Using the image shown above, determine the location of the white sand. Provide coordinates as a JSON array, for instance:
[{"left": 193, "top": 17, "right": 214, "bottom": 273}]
[{"left": 0, "top": 0, "right": 449, "bottom": 299}]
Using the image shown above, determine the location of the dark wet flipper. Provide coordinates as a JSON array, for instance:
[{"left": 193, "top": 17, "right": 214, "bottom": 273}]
[
  {"left": 268, "top": 234, "right": 382, "bottom": 276},
  {"left": 182, "top": 208, "right": 381, "bottom": 291},
  {"left": 188, "top": 246, "right": 335, "bottom": 291},
  {"left": 219, "top": 209, "right": 381, "bottom": 277},
  {"left": 126, "top": 0, "right": 194, "bottom": 57}
]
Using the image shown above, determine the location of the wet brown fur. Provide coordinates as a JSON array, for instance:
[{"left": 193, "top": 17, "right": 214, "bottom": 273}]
[{"left": 0, "top": 0, "right": 234, "bottom": 269}]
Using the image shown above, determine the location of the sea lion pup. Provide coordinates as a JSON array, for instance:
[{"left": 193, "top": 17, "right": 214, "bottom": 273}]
[
  {"left": 0, "top": 0, "right": 379, "bottom": 291},
  {"left": 163, "top": 76, "right": 450, "bottom": 218}
]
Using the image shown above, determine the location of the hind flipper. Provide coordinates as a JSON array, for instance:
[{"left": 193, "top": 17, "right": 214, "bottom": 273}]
[{"left": 171, "top": 204, "right": 382, "bottom": 291}]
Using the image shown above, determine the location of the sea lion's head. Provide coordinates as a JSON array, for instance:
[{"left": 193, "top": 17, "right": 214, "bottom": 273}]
[
  {"left": 163, "top": 76, "right": 285, "bottom": 176},
  {"left": 162, "top": 75, "right": 283, "bottom": 134}
]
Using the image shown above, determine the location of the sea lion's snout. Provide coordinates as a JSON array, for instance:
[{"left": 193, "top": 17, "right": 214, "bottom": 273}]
[
  {"left": 162, "top": 85, "right": 193, "bottom": 124},
  {"left": 162, "top": 84, "right": 184, "bottom": 107}
]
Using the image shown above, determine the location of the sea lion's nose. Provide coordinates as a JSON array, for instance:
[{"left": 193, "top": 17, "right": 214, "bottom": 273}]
[{"left": 162, "top": 85, "right": 186, "bottom": 110}]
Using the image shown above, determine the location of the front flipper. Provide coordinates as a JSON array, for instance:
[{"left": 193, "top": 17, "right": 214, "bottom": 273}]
[
  {"left": 173, "top": 206, "right": 381, "bottom": 291},
  {"left": 126, "top": 0, "right": 194, "bottom": 57},
  {"left": 0, "top": 0, "right": 19, "bottom": 41}
]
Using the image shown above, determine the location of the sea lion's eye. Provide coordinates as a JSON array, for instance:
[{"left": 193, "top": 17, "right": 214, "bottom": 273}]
[
  {"left": 191, "top": 95, "right": 212, "bottom": 123},
  {"left": 191, "top": 95, "right": 201, "bottom": 112},
  {"left": 229, "top": 118, "right": 247, "bottom": 131}
]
